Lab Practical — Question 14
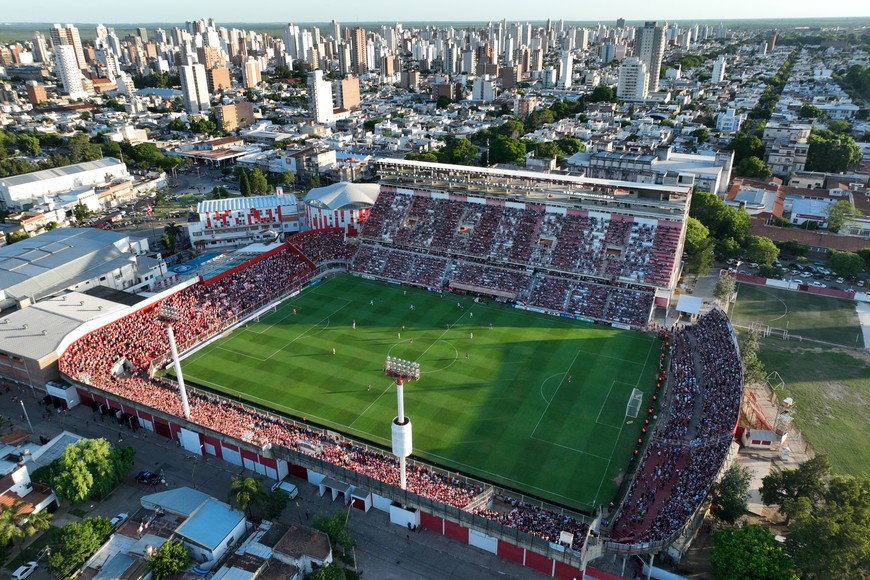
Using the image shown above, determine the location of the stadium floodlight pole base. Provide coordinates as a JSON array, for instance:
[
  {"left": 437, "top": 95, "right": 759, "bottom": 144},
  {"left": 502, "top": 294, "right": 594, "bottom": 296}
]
[
  {"left": 165, "top": 324, "right": 191, "bottom": 422},
  {"left": 389, "top": 375, "right": 415, "bottom": 491}
]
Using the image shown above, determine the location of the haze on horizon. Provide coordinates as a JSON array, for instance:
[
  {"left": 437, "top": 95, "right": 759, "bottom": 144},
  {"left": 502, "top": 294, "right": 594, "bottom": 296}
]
[{"left": 4, "top": 0, "right": 870, "bottom": 25}]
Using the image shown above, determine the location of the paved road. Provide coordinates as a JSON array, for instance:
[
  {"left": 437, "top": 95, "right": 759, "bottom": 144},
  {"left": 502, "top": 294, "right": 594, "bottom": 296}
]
[{"left": 1, "top": 397, "right": 546, "bottom": 579}]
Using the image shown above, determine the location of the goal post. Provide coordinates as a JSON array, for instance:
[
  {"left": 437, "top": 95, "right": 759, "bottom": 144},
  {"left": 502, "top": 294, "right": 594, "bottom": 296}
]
[{"left": 626, "top": 388, "right": 643, "bottom": 419}]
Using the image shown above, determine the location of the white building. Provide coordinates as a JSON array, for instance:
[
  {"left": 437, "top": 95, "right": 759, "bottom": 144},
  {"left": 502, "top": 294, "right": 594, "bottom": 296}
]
[
  {"left": 0, "top": 157, "right": 129, "bottom": 210},
  {"left": 617, "top": 57, "right": 649, "bottom": 101},
  {"left": 308, "top": 70, "right": 334, "bottom": 124},
  {"left": 190, "top": 190, "right": 301, "bottom": 249},
  {"left": 635, "top": 21, "right": 666, "bottom": 93},
  {"left": 180, "top": 64, "right": 210, "bottom": 115},
  {"left": 716, "top": 108, "right": 745, "bottom": 133},
  {"left": 54, "top": 45, "right": 88, "bottom": 99},
  {"left": 558, "top": 51, "right": 573, "bottom": 89},
  {"left": 472, "top": 75, "right": 496, "bottom": 102},
  {"left": 711, "top": 55, "right": 727, "bottom": 83}
]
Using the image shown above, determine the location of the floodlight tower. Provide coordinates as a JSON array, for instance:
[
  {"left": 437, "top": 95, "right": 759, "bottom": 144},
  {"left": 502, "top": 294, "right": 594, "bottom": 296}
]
[
  {"left": 159, "top": 305, "right": 191, "bottom": 421},
  {"left": 385, "top": 357, "right": 419, "bottom": 490}
]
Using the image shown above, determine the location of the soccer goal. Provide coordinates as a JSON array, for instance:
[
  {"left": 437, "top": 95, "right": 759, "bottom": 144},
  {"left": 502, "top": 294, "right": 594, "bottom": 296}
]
[{"left": 626, "top": 388, "right": 644, "bottom": 419}]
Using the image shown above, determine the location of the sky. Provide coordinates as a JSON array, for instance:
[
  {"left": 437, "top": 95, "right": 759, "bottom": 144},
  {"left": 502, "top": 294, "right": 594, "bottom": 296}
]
[{"left": 3, "top": 0, "right": 869, "bottom": 24}]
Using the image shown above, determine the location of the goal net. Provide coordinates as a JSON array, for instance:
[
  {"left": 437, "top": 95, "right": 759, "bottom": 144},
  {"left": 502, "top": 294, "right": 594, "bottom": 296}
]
[{"left": 626, "top": 388, "right": 643, "bottom": 419}]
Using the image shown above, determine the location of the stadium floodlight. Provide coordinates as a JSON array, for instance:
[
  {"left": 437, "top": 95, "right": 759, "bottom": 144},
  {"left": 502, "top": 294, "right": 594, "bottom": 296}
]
[
  {"left": 158, "top": 305, "right": 191, "bottom": 421},
  {"left": 385, "top": 357, "right": 420, "bottom": 490}
]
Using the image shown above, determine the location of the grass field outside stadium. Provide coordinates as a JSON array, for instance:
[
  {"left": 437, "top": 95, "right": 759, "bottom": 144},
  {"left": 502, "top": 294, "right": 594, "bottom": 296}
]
[
  {"left": 178, "top": 275, "right": 661, "bottom": 512},
  {"left": 729, "top": 282, "right": 865, "bottom": 348}
]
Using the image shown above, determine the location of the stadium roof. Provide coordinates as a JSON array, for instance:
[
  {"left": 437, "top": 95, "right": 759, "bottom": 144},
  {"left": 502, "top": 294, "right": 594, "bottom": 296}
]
[
  {"left": 375, "top": 157, "right": 692, "bottom": 195},
  {"left": 0, "top": 228, "right": 141, "bottom": 304},
  {"left": 0, "top": 292, "right": 125, "bottom": 361},
  {"left": 303, "top": 182, "right": 380, "bottom": 211},
  {"left": 0, "top": 158, "right": 124, "bottom": 188},
  {"left": 197, "top": 194, "right": 296, "bottom": 214}
]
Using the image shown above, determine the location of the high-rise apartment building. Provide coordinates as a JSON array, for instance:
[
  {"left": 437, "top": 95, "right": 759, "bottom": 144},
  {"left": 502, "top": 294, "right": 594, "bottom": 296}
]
[
  {"left": 351, "top": 27, "right": 367, "bottom": 74},
  {"left": 308, "top": 70, "right": 334, "bottom": 124},
  {"left": 617, "top": 57, "right": 649, "bottom": 100},
  {"left": 207, "top": 67, "right": 232, "bottom": 92},
  {"left": 243, "top": 59, "right": 261, "bottom": 88},
  {"left": 711, "top": 56, "right": 727, "bottom": 83},
  {"left": 50, "top": 24, "right": 86, "bottom": 70},
  {"left": 634, "top": 21, "right": 666, "bottom": 93},
  {"left": 54, "top": 45, "right": 88, "bottom": 99},
  {"left": 558, "top": 51, "right": 573, "bottom": 89},
  {"left": 180, "top": 64, "right": 211, "bottom": 114},
  {"left": 333, "top": 76, "right": 360, "bottom": 110},
  {"left": 215, "top": 101, "right": 254, "bottom": 131},
  {"left": 32, "top": 32, "right": 50, "bottom": 64},
  {"left": 25, "top": 81, "right": 47, "bottom": 105}
]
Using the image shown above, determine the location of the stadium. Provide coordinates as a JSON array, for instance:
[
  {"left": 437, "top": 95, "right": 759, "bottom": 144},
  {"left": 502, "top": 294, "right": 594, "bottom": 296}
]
[{"left": 55, "top": 160, "right": 743, "bottom": 578}]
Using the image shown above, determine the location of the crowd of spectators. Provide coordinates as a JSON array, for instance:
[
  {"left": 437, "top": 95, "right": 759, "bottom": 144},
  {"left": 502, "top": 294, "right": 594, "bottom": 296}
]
[
  {"left": 287, "top": 229, "right": 356, "bottom": 265},
  {"left": 611, "top": 310, "right": 743, "bottom": 544},
  {"left": 361, "top": 190, "right": 679, "bottom": 289},
  {"left": 473, "top": 495, "right": 589, "bottom": 551}
]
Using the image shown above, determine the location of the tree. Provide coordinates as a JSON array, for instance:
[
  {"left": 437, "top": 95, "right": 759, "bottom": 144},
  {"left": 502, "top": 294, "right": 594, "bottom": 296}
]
[
  {"left": 435, "top": 95, "right": 453, "bottom": 109},
  {"left": 210, "top": 186, "right": 230, "bottom": 199},
  {"left": 33, "top": 438, "right": 134, "bottom": 503},
  {"left": 304, "top": 174, "right": 322, "bottom": 188},
  {"left": 65, "top": 133, "right": 103, "bottom": 164},
  {"left": 786, "top": 476, "right": 870, "bottom": 579},
  {"left": 0, "top": 501, "right": 50, "bottom": 550},
  {"left": 806, "top": 130, "right": 862, "bottom": 173},
  {"left": 489, "top": 135, "right": 526, "bottom": 165},
  {"left": 745, "top": 236, "right": 780, "bottom": 265},
  {"left": 49, "top": 517, "right": 114, "bottom": 577},
  {"left": 684, "top": 217, "right": 714, "bottom": 276},
  {"left": 588, "top": 85, "right": 616, "bottom": 102},
  {"left": 826, "top": 119, "right": 852, "bottom": 135},
  {"left": 167, "top": 118, "right": 187, "bottom": 132},
  {"left": 829, "top": 250, "right": 866, "bottom": 277},
  {"left": 249, "top": 168, "right": 270, "bottom": 194},
  {"left": 312, "top": 512, "right": 356, "bottom": 555},
  {"left": 229, "top": 476, "right": 263, "bottom": 519},
  {"left": 308, "top": 563, "right": 343, "bottom": 580},
  {"left": 711, "top": 463, "right": 752, "bottom": 523},
  {"left": 435, "top": 137, "right": 479, "bottom": 165},
  {"left": 239, "top": 170, "right": 252, "bottom": 197},
  {"left": 710, "top": 525, "right": 796, "bottom": 580},
  {"left": 692, "top": 127, "right": 710, "bottom": 143},
  {"left": 263, "top": 489, "right": 290, "bottom": 520},
  {"left": 761, "top": 455, "right": 832, "bottom": 524},
  {"left": 16, "top": 134, "right": 41, "bottom": 157},
  {"left": 73, "top": 203, "right": 91, "bottom": 224},
  {"left": 149, "top": 539, "right": 191, "bottom": 580},
  {"left": 691, "top": 191, "right": 751, "bottom": 247},
  {"left": 824, "top": 200, "right": 861, "bottom": 233},
  {"left": 726, "top": 133, "right": 765, "bottom": 164},
  {"left": 267, "top": 171, "right": 295, "bottom": 187},
  {"left": 735, "top": 156, "right": 773, "bottom": 179},
  {"left": 800, "top": 104, "right": 823, "bottom": 118},
  {"left": 162, "top": 223, "right": 183, "bottom": 252},
  {"left": 714, "top": 273, "right": 736, "bottom": 304}
]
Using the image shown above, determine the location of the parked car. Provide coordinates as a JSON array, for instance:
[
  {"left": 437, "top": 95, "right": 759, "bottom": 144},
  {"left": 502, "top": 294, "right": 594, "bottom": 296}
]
[
  {"left": 11, "top": 562, "right": 38, "bottom": 580},
  {"left": 836, "top": 277, "right": 845, "bottom": 284},
  {"left": 135, "top": 471, "right": 163, "bottom": 485},
  {"left": 858, "top": 280, "right": 865, "bottom": 287},
  {"left": 110, "top": 512, "right": 129, "bottom": 528}
]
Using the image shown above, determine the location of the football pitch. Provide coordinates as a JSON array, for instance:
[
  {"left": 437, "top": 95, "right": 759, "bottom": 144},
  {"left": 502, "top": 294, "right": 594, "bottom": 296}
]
[
  {"left": 180, "top": 275, "right": 660, "bottom": 511},
  {"left": 730, "top": 283, "right": 865, "bottom": 348}
]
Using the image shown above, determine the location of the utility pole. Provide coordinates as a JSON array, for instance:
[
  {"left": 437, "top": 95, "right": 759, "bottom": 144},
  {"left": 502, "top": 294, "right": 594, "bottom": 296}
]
[{"left": 20, "top": 400, "right": 34, "bottom": 433}]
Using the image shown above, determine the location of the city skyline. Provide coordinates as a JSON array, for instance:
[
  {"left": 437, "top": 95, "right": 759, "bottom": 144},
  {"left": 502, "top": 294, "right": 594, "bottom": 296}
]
[{"left": 3, "top": 0, "right": 870, "bottom": 25}]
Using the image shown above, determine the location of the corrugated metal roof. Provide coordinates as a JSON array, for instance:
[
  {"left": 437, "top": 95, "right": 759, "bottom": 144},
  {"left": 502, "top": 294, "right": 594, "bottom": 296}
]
[
  {"left": 0, "top": 157, "right": 124, "bottom": 187},
  {"left": 197, "top": 194, "right": 296, "bottom": 214},
  {"left": 176, "top": 499, "right": 245, "bottom": 550}
]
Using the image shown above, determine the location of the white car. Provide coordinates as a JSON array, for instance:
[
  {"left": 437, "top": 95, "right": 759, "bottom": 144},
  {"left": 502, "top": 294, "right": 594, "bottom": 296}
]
[
  {"left": 11, "top": 561, "right": 38, "bottom": 580},
  {"left": 110, "top": 512, "right": 129, "bottom": 528},
  {"left": 836, "top": 277, "right": 845, "bottom": 284}
]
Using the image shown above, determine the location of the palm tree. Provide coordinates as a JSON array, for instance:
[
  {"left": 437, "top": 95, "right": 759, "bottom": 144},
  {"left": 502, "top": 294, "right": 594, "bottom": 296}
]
[
  {"left": 0, "top": 501, "right": 52, "bottom": 553},
  {"left": 229, "top": 477, "right": 262, "bottom": 519}
]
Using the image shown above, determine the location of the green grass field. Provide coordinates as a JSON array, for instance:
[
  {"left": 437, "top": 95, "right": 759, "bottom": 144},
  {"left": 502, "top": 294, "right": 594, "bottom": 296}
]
[
  {"left": 179, "top": 275, "right": 660, "bottom": 511},
  {"left": 730, "top": 283, "right": 864, "bottom": 348},
  {"left": 755, "top": 339, "right": 870, "bottom": 477}
]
